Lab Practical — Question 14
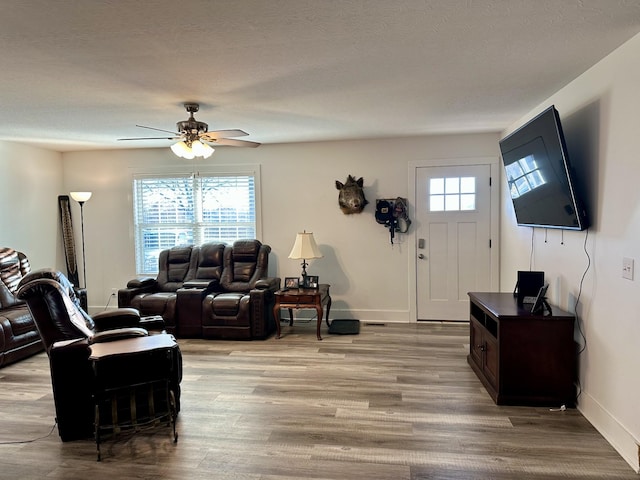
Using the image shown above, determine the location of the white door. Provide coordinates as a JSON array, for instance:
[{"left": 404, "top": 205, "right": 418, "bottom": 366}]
[{"left": 416, "top": 164, "right": 492, "bottom": 320}]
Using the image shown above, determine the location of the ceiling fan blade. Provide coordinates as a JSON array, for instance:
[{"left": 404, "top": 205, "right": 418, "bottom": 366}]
[
  {"left": 207, "top": 138, "right": 261, "bottom": 148},
  {"left": 135, "top": 124, "right": 180, "bottom": 135},
  {"left": 200, "top": 129, "right": 249, "bottom": 140},
  {"left": 118, "top": 136, "right": 181, "bottom": 141}
]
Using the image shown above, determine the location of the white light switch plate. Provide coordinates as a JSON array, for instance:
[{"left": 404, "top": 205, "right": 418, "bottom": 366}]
[{"left": 622, "top": 257, "right": 634, "bottom": 280}]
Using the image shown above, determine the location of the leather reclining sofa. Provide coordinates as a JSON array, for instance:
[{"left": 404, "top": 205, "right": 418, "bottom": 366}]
[
  {"left": 0, "top": 248, "right": 44, "bottom": 368},
  {"left": 118, "top": 240, "right": 281, "bottom": 340}
]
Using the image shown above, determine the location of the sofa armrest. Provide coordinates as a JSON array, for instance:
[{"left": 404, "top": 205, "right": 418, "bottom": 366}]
[
  {"left": 118, "top": 279, "right": 157, "bottom": 307},
  {"left": 127, "top": 277, "right": 156, "bottom": 288},
  {"left": 90, "top": 327, "right": 148, "bottom": 343},
  {"left": 139, "top": 315, "right": 166, "bottom": 331},
  {"left": 92, "top": 308, "right": 141, "bottom": 331},
  {"left": 249, "top": 288, "right": 277, "bottom": 339},
  {"left": 254, "top": 277, "right": 280, "bottom": 291}
]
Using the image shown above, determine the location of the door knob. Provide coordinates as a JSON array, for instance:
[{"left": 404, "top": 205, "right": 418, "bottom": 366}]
[{"left": 418, "top": 254, "right": 425, "bottom": 259}]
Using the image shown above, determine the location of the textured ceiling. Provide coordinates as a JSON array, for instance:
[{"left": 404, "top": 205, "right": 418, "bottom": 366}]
[{"left": 1, "top": 0, "right": 639, "bottom": 152}]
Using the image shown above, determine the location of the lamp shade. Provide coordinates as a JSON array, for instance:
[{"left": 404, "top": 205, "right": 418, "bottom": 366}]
[
  {"left": 171, "top": 139, "right": 214, "bottom": 159},
  {"left": 288, "top": 231, "right": 323, "bottom": 260},
  {"left": 70, "top": 191, "right": 92, "bottom": 203},
  {"left": 171, "top": 141, "right": 196, "bottom": 159},
  {"left": 191, "top": 140, "right": 215, "bottom": 158}
]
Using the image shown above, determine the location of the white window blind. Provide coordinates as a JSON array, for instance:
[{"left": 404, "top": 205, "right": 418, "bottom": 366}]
[{"left": 133, "top": 173, "right": 256, "bottom": 274}]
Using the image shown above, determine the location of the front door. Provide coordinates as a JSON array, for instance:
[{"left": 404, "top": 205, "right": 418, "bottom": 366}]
[{"left": 415, "top": 164, "right": 492, "bottom": 320}]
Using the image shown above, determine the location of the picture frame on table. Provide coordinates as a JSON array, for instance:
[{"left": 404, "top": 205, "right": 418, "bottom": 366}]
[
  {"left": 284, "top": 277, "right": 300, "bottom": 289},
  {"left": 303, "top": 275, "right": 319, "bottom": 289},
  {"left": 530, "top": 283, "right": 550, "bottom": 315}
]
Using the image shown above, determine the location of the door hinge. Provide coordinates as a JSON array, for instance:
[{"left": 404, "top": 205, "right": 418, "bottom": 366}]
[{"left": 489, "top": 239, "right": 492, "bottom": 248}]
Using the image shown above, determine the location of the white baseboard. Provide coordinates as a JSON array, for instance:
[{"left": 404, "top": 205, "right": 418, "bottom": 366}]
[{"left": 578, "top": 390, "right": 639, "bottom": 473}]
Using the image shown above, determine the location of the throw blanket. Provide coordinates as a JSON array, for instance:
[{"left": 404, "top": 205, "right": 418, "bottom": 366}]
[{"left": 0, "top": 248, "right": 31, "bottom": 307}]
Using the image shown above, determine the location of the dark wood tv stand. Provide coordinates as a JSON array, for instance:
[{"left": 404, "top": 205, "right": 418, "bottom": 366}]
[{"left": 467, "top": 292, "right": 576, "bottom": 406}]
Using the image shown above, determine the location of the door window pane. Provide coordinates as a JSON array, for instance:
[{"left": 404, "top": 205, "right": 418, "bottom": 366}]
[
  {"left": 430, "top": 178, "right": 444, "bottom": 194},
  {"left": 445, "top": 194, "right": 460, "bottom": 211},
  {"left": 430, "top": 195, "right": 444, "bottom": 211},
  {"left": 445, "top": 177, "right": 459, "bottom": 194},
  {"left": 460, "top": 177, "right": 475, "bottom": 193},
  {"left": 460, "top": 194, "right": 476, "bottom": 210},
  {"left": 429, "top": 176, "right": 476, "bottom": 212}
]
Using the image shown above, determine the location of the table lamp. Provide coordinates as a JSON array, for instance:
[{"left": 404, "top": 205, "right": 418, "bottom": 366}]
[{"left": 288, "top": 231, "right": 323, "bottom": 284}]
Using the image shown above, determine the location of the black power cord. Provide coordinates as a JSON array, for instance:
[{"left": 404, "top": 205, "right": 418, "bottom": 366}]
[
  {"left": 0, "top": 420, "right": 57, "bottom": 445},
  {"left": 573, "top": 228, "right": 591, "bottom": 403}
]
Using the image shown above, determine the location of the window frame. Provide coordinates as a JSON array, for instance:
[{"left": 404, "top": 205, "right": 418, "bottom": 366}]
[
  {"left": 130, "top": 165, "right": 262, "bottom": 275},
  {"left": 428, "top": 176, "right": 477, "bottom": 212}
]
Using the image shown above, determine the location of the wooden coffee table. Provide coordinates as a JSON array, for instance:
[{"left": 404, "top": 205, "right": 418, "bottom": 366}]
[{"left": 273, "top": 284, "right": 331, "bottom": 340}]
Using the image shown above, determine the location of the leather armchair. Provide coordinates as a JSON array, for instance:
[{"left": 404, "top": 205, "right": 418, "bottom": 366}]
[
  {"left": 201, "top": 240, "right": 280, "bottom": 340},
  {"left": 118, "top": 245, "right": 199, "bottom": 335},
  {"left": 175, "top": 242, "right": 225, "bottom": 337},
  {"left": 17, "top": 269, "right": 182, "bottom": 442}
]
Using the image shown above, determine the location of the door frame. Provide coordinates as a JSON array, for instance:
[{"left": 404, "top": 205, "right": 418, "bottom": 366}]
[{"left": 408, "top": 157, "right": 501, "bottom": 323}]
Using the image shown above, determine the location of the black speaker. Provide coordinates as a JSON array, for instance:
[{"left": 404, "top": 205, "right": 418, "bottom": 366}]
[{"left": 515, "top": 271, "right": 545, "bottom": 306}]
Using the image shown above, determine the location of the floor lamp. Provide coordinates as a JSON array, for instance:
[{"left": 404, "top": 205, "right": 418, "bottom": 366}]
[{"left": 70, "top": 191, "right": 92, "bottom": 289}]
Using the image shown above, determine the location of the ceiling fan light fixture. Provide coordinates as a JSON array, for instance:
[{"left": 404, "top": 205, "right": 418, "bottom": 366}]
[
  {"left": 171, "top": 140, "right": 193, "bottom": 159},
  {"left": 171, "top": 139, "right": 214, "bottom": 159},
  {"left": 202, "top": 142, "right": 214, "bottom": 158},
  {"left": 192, "top": 139, "right": 214, "bottom": 158}
]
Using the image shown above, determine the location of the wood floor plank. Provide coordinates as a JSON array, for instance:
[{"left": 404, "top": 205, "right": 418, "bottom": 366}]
[{"left": 0, "top": 322, "right": 637, "bottom": 478}]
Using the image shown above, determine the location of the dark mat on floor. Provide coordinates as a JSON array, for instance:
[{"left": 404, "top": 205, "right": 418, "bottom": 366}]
[{"left": 328, "top": 319, "right": 360, "bottom": 335}]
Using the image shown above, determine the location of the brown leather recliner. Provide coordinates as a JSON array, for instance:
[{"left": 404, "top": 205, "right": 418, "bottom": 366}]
[
  {"left": 118, "top": 245, "right": 199, "bottom": 335},
  {"left": 201, "top": 240, "right": 280, "bottom": 340},
  {"left": 17, "top": 269, "right": 182, "bottom": 442}
]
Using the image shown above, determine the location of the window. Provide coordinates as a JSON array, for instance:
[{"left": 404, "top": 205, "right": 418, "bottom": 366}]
[
  {"left": 133, "top": 171, "right": 258, "bottom": 274},
  {"left": 505, "top": 155, "right": 546, "bottom": 199},
  {"left": 429, "top": 176, "right": 476, "bottom": 212}
]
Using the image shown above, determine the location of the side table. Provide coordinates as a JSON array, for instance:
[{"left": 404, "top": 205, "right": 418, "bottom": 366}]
[
  {"left": 273, "top": 284, "right": 331, "bottom": 340},
  {"left": 89, "top": 335, "right": 179, "bottom": 461}
]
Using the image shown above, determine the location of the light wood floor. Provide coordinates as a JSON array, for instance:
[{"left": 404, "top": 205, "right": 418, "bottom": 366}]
[{"left": 0, "top": 321, "right": 637, "bottom": 479}]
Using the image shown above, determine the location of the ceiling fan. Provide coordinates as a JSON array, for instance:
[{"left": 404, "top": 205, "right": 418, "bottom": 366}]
[{"left": 118, "top": 103, "right": 260, "bottom": 158}]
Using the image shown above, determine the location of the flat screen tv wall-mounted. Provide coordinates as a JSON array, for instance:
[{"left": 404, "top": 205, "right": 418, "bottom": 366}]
[{"left": 499, "top": 105, "right": 588, "bottom": 231}]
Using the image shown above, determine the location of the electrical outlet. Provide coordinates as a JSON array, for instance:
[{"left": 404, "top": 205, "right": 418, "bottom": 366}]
[
  {"left": 622, "top": 257, "right": 634, "bottom": 280},
  {"left": 111, "top": 287, "right": 118, "bottom": 296}
]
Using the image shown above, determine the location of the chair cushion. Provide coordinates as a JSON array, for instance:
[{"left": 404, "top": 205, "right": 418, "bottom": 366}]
[
  {"left": 195, "top": 243, "right": 225, "bottom": 280},
  {"left": 210, "top": 293, "right": 245, "bottom": 315},
  {"left": 2, "top": 307, "right": 35, "bottom": 337},
  {"left": 158, "top": 246, "right": 195, "bottom": 291},
  {"left": 130, "top": 292, "right": 177, "bottom": 323}
]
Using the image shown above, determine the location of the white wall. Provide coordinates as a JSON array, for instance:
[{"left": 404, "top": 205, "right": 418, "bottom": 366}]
[
  {"left": 0, "top": 141, "right": 63, "bottom": 268},
  {"left": 500, "top": 33, "right": 640, "bottom": 472},
  {"left": 62, "top": 133, "right": 499, "bottom": 320}
]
